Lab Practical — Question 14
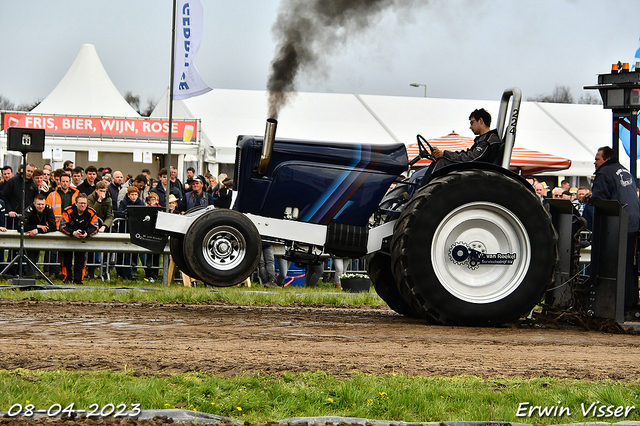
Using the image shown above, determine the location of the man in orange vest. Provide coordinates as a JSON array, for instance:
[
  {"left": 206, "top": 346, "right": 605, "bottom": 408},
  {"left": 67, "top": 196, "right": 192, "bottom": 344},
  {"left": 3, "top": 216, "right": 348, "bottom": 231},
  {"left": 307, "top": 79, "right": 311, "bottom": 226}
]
[
  {"left": 45, "top": 173, "right": 79, "bottom": 279},
  {"left": 59, "top": 193, "right": 99, "bottom": 284}
]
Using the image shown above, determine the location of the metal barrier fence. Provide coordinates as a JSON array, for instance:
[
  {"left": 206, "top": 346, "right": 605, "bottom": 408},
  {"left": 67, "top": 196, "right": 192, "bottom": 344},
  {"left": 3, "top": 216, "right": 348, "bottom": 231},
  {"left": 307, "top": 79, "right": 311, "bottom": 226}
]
[{"left": 0, "top": 217, "right": 367, "bottom": 283}]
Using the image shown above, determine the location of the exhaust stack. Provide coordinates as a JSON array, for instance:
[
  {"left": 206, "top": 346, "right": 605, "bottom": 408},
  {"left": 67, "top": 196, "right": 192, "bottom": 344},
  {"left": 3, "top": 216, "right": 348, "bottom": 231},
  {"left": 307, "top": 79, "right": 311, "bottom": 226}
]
[{"left": 258, "top": 118, "right": 277, "bottom": 176}]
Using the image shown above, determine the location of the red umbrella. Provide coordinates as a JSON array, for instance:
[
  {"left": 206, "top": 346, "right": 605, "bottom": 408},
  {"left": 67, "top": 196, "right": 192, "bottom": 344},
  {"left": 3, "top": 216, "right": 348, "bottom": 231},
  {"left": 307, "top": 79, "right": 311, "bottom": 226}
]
[{"left": 407, "top": 132, "right": 572, "bottom": 175}]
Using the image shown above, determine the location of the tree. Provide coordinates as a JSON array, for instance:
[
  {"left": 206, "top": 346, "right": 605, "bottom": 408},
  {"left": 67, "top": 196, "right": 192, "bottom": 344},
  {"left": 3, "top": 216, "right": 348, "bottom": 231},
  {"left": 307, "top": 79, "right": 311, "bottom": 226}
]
[
  {"left": 141, "top": 98, "right": 157, "bottom": 117},
  {"left": 124, "top": 91, "right": 140, "bottom": 113},
  {"left": 16, "top": 100, "right": 41, "bottom": 111},
  {"left": 578, "top": 93, "right": 602, "bottom": 105},
  {"left": 527, "top": 85, "right": 574, "bottom": 104},
  {"left": 0, "top": 94, "right": 16, "bottom": 110}
]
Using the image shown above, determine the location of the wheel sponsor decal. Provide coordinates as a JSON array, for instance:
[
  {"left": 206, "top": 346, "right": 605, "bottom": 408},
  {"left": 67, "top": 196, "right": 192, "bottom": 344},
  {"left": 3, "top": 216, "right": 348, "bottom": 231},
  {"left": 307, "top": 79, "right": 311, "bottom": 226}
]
[{"left": 448, "top": 242, "right": 516, "bottom": 270}]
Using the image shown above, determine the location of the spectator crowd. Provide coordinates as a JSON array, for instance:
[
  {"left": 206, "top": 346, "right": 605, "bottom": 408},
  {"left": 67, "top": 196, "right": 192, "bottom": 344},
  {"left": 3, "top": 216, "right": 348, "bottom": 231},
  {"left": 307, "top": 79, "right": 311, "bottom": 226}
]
[{"left": 0, "top": 161, "right": 233, "bottom": 285}]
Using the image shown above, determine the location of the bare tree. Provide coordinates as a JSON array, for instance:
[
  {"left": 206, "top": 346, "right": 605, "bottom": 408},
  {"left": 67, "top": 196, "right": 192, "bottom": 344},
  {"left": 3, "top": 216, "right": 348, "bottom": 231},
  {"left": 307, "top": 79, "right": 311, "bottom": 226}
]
[
  {"left": 527, "top": 85, "right": 574, "bottom": 103},
  {"left": 578, "top": 92, "right": 603, "bottom": 105},
  {"left": 0, "top": 94, "right": 16, "bottom": 110},
  {"left": 141, "top": 98, "right": 157, "bottom": 117},
  {"left": 124, "top": 91, "right": 141, "bottom": 113},
  {"left": 16, "top": 99, "right": 41, "bottom": 111}
]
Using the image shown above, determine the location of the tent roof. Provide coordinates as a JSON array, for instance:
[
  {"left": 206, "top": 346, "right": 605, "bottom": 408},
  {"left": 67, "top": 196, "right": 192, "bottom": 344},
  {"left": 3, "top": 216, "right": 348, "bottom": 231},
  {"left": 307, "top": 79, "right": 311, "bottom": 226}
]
[
  {"left": 153, "top": 88, "right": 615, "bottom": 177},
  {"left": 33, "top": 44, "right": 140, "bottom": 117}
]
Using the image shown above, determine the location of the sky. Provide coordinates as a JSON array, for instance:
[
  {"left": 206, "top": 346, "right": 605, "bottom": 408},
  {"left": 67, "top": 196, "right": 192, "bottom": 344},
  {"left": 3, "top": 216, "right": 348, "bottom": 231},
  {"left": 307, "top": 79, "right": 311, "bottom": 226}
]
[{"left": 1, "top": 0, "right": 639, "bottom": 107}]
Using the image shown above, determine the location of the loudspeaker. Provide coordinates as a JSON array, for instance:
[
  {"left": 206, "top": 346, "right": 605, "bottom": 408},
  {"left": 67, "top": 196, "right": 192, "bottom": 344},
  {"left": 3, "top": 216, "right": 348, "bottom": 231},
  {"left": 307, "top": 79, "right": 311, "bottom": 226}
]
[{"left": 7, "top": 127, "right": 45, "bottom": 153}]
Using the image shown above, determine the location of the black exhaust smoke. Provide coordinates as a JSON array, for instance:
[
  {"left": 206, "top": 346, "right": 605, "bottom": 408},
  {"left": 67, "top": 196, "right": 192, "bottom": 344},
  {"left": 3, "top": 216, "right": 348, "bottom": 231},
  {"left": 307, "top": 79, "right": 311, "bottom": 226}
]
[{"left": 267, "top": 0, "right": 424, "bottom": 120}]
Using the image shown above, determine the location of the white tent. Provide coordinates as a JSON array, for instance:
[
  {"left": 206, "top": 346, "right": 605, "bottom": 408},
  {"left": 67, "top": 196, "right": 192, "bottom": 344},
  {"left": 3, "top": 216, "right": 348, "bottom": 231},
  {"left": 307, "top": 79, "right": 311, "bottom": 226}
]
[
  {"left": 153, "top": 87, "right": 616, "bottom": 178},
  {"left": 1, "top": 44, "right": 199, "bottom": 175},
  {"left": 33, "top": 44, "right": 140, "bottom": 117}
]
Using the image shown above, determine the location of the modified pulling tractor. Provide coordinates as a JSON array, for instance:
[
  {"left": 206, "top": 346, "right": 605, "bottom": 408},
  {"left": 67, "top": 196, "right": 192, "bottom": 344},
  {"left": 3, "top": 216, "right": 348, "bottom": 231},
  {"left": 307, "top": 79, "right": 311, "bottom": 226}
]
[{"left": 131, "top": 88, "right": 559, "bottom": 326}]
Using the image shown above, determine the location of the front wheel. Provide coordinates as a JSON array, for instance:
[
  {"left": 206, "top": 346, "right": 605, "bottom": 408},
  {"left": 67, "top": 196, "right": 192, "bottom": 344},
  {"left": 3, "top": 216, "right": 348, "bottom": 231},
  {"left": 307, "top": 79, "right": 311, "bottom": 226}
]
[
  {"left": 183, "top": 210, "right": 262, "bottom": 287},
  {"left": 391, "top": 170, "right": 557, "bottom": 326}
]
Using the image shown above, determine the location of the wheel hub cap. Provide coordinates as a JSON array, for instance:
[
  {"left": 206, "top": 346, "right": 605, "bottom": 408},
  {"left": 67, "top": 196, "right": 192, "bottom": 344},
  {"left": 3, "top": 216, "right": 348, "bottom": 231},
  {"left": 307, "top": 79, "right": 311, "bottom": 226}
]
[{"left": 432, "top": 202, "right": 531, "bottom": 304}]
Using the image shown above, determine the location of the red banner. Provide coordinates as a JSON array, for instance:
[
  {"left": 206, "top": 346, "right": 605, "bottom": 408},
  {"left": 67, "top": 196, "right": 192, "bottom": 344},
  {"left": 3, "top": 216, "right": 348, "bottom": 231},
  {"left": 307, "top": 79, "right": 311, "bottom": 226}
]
[{"left": 2, "top": 113, "right": 198, "bottom": 142}]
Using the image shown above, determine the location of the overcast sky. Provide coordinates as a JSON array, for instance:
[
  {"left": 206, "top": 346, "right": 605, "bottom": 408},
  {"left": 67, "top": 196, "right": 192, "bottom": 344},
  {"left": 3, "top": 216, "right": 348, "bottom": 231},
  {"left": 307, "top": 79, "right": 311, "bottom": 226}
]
[{"left": 1, "top": 0, "right": 639, "bottom": 107}]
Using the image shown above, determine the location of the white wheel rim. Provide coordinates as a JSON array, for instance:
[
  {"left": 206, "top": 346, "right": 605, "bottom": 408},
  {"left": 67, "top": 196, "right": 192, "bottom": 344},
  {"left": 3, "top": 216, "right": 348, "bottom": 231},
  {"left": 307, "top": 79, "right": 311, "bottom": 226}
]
[
  {"left": 431, "top": 202, "right": 531, "bottom": 304},
  {"left": 202, "top": 225, "right": 247, "bottom": 271}
]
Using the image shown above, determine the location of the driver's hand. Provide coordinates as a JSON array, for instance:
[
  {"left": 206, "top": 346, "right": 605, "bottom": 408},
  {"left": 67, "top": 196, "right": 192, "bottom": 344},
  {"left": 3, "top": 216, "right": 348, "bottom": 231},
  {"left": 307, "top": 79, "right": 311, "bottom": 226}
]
[{"left": 432, "top": 147, "right": 444, "bottom": 159}]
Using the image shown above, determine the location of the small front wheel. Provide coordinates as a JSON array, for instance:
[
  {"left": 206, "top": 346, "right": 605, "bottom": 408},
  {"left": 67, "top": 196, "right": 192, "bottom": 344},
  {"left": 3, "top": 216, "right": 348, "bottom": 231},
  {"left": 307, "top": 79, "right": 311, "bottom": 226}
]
[{"left": 183, "top": 210, "right": 261, "bottom": 287}]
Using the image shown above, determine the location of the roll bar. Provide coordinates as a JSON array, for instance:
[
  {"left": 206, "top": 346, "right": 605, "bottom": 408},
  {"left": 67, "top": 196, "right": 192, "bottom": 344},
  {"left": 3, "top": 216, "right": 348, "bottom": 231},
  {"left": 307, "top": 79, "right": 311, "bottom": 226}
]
[{"left": 494, "top": 87, "right": 522, "bottom": 169}]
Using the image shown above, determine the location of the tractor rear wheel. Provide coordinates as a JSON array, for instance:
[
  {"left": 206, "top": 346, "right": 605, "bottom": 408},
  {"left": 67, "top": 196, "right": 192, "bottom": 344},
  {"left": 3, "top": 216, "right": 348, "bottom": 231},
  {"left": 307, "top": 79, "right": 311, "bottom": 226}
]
[
  {"left": 391, "top": 169, "right": 557, "bottom": 326},
  {"left": 366, "top": 252, "right": 421, "bottom": 318},
  {"left": 183, "top": 209, "right": 262, "bottom": 287}
]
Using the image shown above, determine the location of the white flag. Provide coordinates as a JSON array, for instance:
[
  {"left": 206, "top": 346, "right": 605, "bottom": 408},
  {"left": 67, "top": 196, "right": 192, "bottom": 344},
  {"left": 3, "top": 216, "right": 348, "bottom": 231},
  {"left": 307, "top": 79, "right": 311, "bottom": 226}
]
[{"left": 173, "top": 0, "right": 211, "bottom": 100}]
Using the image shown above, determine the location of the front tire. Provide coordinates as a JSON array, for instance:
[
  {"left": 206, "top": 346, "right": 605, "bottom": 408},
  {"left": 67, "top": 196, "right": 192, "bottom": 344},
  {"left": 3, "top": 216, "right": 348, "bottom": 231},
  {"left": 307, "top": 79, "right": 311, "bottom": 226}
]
[
  {"left": 391, "top": 170, "right": 557, "bottom": 326},
  {"left": 183, "top": 210, "right": 262, "bottom": 287}
]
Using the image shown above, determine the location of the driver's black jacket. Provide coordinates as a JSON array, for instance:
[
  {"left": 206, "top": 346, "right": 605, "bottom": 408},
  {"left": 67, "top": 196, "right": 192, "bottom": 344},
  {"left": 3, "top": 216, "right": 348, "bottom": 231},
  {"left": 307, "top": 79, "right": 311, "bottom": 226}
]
[{"left": 440, "top": 129, "right": 502, "bottom": 165}]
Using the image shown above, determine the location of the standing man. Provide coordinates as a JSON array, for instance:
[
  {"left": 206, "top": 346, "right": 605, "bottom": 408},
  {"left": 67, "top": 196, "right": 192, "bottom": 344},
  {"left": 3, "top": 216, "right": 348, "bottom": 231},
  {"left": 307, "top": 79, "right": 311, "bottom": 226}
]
[
  {"left": 59, "top": 193, "right": 99, "bottom": 284},
  {"left": 24, "top": 194, "right": 57, "bottom": 278},
  {"left": 179, "top": 176, "right": 214, "bottom": 213},
  {"left": 1, "top": 163, "right": 37, "bottom": 228},
  {"left": 150, "top": 168, "right": 181, "bottom": 207},
  {"left": 70, "top": 167, "right": 83, "bottom": 188},
  {"left": 87, "top": 180, "right": 115, "bottom": 279},
  {"left": 45, "top": 173, "right": 79, "bottom": 279},
  {"left": 169, "top": 167, "right": 184, "bottom": 197},
  {"left": 63, "top": 160, "right": 74, "bottom": 173},
  {"left": 0, "top": 166, "right": 13, "bottom": 194},
  {"left": 77, "top": 165, "right": 98, "bottom": 195},
  {"left": 118, "top": 174, "right": 148, "bottom": 206},
  {"left": 108, "top": 171, "right": 124, "bottom": 211},
  {"left": 590, "top": 146, "right": 640, "bottom": 312}
]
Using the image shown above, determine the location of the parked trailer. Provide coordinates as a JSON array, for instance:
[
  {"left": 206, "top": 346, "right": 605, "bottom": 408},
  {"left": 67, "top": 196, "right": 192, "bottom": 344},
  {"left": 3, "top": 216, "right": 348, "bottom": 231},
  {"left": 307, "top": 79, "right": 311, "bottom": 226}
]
[{"left": 131, "top": 88, "right": 559, "bottom": 326}]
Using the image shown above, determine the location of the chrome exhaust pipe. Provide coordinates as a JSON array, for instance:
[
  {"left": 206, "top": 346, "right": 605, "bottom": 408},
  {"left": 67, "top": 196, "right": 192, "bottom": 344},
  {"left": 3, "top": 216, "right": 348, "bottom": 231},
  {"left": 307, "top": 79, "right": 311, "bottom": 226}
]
[{"left": 258, "top": 118, "right": 277, "bottom": 176}]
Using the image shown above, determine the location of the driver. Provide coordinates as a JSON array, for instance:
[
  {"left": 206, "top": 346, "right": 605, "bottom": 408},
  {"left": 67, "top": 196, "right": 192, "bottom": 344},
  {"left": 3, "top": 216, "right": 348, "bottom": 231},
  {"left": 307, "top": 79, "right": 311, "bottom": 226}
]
[
  {"left": 431, "top": 108, "right": 502, "bottom": 171},
  {"left": 408, "top": 108, "right": 503, "bottom": 188}
]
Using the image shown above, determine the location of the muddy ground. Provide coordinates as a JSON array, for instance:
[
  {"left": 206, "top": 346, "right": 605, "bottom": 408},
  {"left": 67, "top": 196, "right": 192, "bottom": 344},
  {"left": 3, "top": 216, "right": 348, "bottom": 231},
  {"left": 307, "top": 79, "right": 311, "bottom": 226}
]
[{"left": 1, "top": 298, "right": 639, "bottom": 424}]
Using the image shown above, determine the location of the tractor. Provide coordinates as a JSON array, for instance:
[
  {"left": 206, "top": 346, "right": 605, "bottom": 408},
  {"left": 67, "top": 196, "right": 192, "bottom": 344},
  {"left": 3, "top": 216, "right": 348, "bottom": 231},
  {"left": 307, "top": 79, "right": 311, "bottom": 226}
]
[{"left": 131, "top": 88, "right": 558, "bottom": 326}]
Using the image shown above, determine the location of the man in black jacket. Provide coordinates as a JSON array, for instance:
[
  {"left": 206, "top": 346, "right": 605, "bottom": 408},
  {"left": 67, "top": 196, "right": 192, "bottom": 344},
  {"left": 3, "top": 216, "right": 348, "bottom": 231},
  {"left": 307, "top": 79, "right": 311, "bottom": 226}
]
[
  {"left": 150, "top": 168, "right": 182, "bottom": 207},
  {"left": 431, "top": 108, "right": 502, "bottom": 171},
  {"left": 59, "top": 194, "right": 99, "bottom": 284},
  {"left": 0, "top": 163, "right": 37, "bottom": 228},
  {"left": 24, "top": 194, "right": 57, "bottom": 277},
  {"left": 590, "top": 146, "right": 640, "bottom": 311},
  {"left": 77, "top": 165, "right": 98, "bottom": 196}
]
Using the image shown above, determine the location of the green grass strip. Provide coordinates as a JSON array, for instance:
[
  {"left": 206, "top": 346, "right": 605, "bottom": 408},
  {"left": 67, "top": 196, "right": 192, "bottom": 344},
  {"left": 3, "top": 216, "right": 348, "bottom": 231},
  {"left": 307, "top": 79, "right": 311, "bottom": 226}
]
[
  {"left": 0, "top": 370, "right": 639, "bottom": 424},
  {"left": 0, "top": 279, "right": 382, "bottom": 306}
]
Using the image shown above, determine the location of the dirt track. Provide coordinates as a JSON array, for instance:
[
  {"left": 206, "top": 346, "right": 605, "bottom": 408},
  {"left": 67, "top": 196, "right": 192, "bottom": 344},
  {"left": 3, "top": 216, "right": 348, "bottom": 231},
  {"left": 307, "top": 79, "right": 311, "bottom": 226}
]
[{"left": 1, "top": 298, "right": 639, "bottom": 380}]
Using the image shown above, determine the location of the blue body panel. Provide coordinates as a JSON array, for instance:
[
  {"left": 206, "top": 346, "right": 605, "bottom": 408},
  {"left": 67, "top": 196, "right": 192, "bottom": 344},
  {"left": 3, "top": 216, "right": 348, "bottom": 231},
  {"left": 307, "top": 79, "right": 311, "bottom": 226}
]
[{"left": 233, "top": 136, "right": 408, "bottom": 227}]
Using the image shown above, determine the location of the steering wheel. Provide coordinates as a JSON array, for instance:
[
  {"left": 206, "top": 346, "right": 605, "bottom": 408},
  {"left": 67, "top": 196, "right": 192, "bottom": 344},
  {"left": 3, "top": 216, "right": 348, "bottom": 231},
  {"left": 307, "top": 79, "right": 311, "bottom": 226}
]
[{"left": 409, "top": 134, "right": 436, "bottom": 167}]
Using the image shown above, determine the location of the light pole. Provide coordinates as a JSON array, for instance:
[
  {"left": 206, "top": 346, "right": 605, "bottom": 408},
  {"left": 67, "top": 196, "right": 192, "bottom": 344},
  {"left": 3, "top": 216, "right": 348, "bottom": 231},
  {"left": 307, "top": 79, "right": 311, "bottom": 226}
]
[{"left": 410, "top": 83, "right": 427, "bottom": 97}]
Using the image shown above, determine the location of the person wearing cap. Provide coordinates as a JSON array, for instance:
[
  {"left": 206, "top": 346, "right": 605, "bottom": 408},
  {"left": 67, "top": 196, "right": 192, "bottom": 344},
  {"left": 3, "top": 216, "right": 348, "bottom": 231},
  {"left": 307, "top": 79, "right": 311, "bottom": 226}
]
[
  {"left": 150, "top": 167, "right": 182, "bottom": 207},
  {"left": 179, "top": 175, "right": 214, "bottom": 213}
]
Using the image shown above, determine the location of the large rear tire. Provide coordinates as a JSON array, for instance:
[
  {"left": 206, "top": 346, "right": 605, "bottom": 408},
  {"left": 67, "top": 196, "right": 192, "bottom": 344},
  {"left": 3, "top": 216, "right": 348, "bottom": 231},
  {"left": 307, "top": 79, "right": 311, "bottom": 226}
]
[
  {"left": 391, "top": 170, "right": 557, "bottom": 326},
  {"left": 183, "top": 209, "right": 262, "bottom": 287},
  {"left": 366, "top": 252, "right": 421, "bottom": 318}
]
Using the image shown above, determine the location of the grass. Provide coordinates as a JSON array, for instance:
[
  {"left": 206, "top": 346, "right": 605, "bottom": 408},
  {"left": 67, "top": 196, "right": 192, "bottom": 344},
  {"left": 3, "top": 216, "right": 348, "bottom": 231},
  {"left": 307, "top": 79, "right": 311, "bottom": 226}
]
[
  {"left": 0, "top": 276, "right": 382, "bottom": 306},
  {"left": 0, "top": 370, "right": 639, "bottom": 423}
]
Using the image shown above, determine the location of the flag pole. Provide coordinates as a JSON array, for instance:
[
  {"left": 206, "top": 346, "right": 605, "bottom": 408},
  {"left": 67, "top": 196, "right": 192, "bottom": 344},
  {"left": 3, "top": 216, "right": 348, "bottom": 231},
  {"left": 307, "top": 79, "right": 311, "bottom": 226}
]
[{"left": 163, "top": 0, "right": 177, "bottom": 286}]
